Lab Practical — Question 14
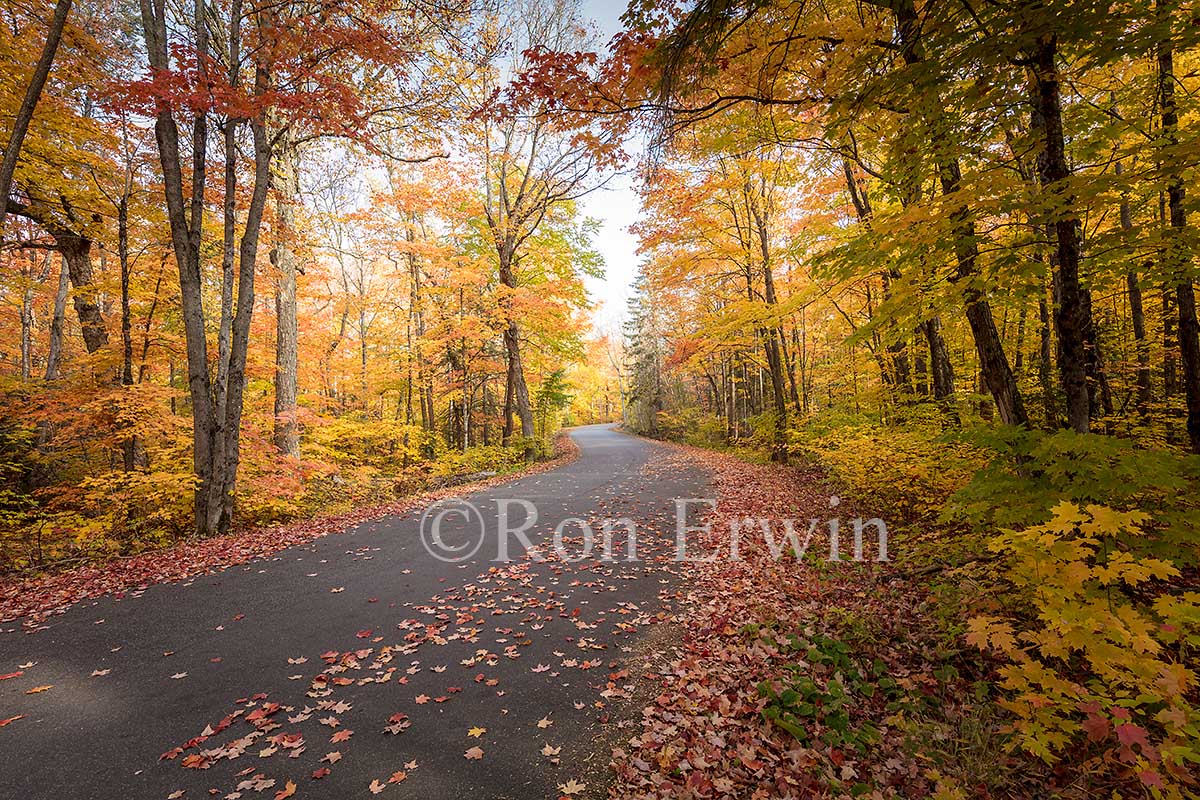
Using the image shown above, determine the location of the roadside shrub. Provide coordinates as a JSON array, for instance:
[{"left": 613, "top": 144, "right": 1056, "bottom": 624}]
[
  {"left": 968, "top": 502, "right": 1200, "bottom": 795},
  {"left": 236, "top": 428, "right": 306, "bottom": 526},
  {"left": 790, "top": 410, "right": 987, "bottom": 528},
  {"left": 946, "top": 427, "right": 1200, "bottom": 561},
  {"left": 26, "top": 467, "right": 195, "bottom": 565},
  {"left": 304, "top": 416, "right": 428, "bottom": 470},
  {"left": 656, "top": 408, "right": 725, "bottom": 447},
  {"left": 429, "top": 444, "right": 523, "bottom": 479}
]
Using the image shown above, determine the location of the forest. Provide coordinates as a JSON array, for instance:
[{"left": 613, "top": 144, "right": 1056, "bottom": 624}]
[
  {"left": 1, "top": 0, "right": 1199, "bottom": 798},
  {"left": 0, "top": 0, "right": 622, "bottom": 566}
]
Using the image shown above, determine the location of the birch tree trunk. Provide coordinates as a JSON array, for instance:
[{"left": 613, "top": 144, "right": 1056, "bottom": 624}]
[{"left": 272, "top": 128, "right": 301, "bottom": 457}]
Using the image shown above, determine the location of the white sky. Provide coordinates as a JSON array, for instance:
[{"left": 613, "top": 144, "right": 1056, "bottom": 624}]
[{"left": 577, "top": 0, "right": 641, "bottom": 335}]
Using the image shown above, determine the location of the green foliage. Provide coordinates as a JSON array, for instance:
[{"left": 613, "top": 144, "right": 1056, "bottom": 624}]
[
  {"left": 535, "top": 368, "right": 574, "bottom": 413},
  {"left": 946, "top": 427, "right": 1200, "bottom": 562},
  {"left": 535, "top": 369, "right": 574, "bottom": 441},
  {"left": 758, "top": 631, "right": 903, "bottom": 751},
  {"left": 770, "top": 412, "right": 1200, "bottom": 794}
]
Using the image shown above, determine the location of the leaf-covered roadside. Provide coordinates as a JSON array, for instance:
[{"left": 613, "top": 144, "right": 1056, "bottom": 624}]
[
  {"left": 0, "top": 435, "right": 579, "bottom": 630},
  {"left": 608, "top": 443, "right": 1198, "bottom": 800}
]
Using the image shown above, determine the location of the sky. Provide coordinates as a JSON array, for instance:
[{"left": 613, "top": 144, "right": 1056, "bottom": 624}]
[{"left": 577, "top": 0, "right": 642, "bottom": 336}]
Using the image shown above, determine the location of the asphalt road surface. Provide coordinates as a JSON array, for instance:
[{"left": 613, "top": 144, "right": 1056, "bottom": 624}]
[{"left": 0, "top": 424, "right": 709, "bottom": 800}]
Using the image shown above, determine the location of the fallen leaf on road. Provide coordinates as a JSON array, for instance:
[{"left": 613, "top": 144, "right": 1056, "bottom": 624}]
[
  {"left": 0, "top": 715, "right": 24, "bottom": 727},
  {"left": 330, "top": 729, "right": 353, "bottom": 743},
  {"left": 542, "top": 744, "right": 561, "bottom": 757},
  {"left": 273, "top": 781, "right": 296, "bottom": 799},
  {"left": 25, "top": 685, "right": 52, "bottom": 694},
  {"left": 558, "top": 779, "right": 586, "bottom": 795},
  {"left": 464, "top": 746, "right": 484, "bottom": 760},
  {"left": 171, "top": 672, "right": 187, "bottom": 679},
  {"left": 537, "top": 716, "right": 553, "bottom": 729},
  {"left": 388, "top": 771, "right": 407, "bottom": 784},
  {"left": 369, "top": 779, "right": 386, "bottom": 794},
  {"left": 0, "top": 671, "right": 23, "bottom": 680},
  {"left": 467, "top": 726, "right": 486, "bottom": 738},
  {"left": 91, "top": 669, "right": 110, "bottom": 677}
]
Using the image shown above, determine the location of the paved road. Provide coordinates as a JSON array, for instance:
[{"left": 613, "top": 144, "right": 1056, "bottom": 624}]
[{"left": 0, "top": 425, "right": 708, "bottom": 800}]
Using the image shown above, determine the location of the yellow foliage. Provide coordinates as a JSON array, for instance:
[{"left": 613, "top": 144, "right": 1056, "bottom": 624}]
[{"left": 970, "top": 502, "right": 1200, "bottom": 795}]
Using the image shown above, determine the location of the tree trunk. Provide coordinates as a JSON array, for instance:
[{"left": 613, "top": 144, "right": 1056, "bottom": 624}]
[
  {"left": 1157, "top": 3, "right": 1200, "bottom": 453},
  {"left": 1127, "top": 271, "right": 1151, "bottom": 413},
  {"left": 503, "top": 361, "right": 515, "bottom": 442},
  {"left": 502, "top": 319, "right": 536, "bottom": 459},
  {"left": 1116, "top": 162, "right": 1152, "bottom": 413},
  {"left": 1014, "top": 304, "right": 1027, "bottom": 373},
  {"left": 0, "top": 0, "right": 72, "bottom": 240},
  {"left": 498, "top": 247, "right": 536, "bottom": 459},
  {"left": 139, "top": 0, "right": 271, "bottom": 534},
  {"left": 118, "top": 192, "right": 141, "bottom": 471},
  {"left": 58, "top": 230, "right": 108, "bottom": 354},
  {"left": 1030, "top": 34, "right": 1091, "bottom": 433},
  {"left": 18, "top": 251, "right": 43, "bottom": 381},
  {"left": 271, "top": 128, "right": 300, "bottom": 457},
  {"left": 1081, "top": 289, "right": 1114, "bottom": 420},
  {"left": 8, "top": 196, "right": 109, "bottom": 355},
  {"left": 778, "top": 332, "right": 804, "bottom": 413},
  {"left": 217, "top": 91, "right": 274, "bottom": 531},
  {"left": 748, "top": 194, "right": 789, "bottom": 463},
  {"left": 1037, "top": 287, "right": 1058, "bottom": 427},
  {"left": 1163, "top": 287, "right": 1177, "bottom": 401},
  {"left": 893, "top": 0, "right": 1027, "bottom": 427},
  {"left": 44, "top": 252, "right": 69, "bottom": 380},
  {"left": 922, "top": 316, "right": 958, "bottom": 422},
  {"left": 139, "top": 0, "right": 218, "bottom": 537},
  {"left": 406, "top": 215, "right": 434, "bottom": 438}
]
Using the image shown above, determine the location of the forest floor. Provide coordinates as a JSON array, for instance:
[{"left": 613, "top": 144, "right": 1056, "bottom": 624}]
[
  {"left": 607, "top": 441, "right": 1029, "bottom": 800},
  {"left": 1, "top": 425, "right": 1032, "bottom": 799}
]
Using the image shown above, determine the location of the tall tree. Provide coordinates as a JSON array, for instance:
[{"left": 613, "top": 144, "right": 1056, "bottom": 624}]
[
  {"left": 272, "top": 128, "right": 301, "bottom": 457},
  {"left": 476, "top": 0, "right": 599, "bottom": 458},
  {"left": 1157, "top": 0, "right": 1200, "bottom": 453},
  {"left": 0, "top": 0, "right": 72, "bottom": 241}
]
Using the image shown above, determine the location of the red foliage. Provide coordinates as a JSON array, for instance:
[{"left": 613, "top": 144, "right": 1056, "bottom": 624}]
[{"left": 609, "top": 444, "right": 993, "bottom": 798}]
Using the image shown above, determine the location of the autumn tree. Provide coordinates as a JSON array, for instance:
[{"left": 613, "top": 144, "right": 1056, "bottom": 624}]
[
  {"left": 0, "top": 0, "right": 73, "bottom": 242},
  {"left": 133, "top": 0, "right": 477, "bottom": 535},
  {"left": 469, "top": 0, "right": 603, "bottom": 459}
]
